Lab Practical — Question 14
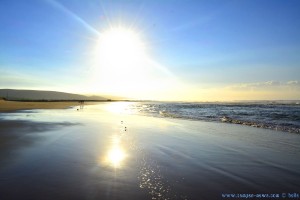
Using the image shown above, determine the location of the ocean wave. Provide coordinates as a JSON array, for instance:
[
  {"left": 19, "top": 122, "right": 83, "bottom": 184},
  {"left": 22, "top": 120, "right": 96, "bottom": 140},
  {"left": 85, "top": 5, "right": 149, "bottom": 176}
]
[
  {"left": 220, "top": 116, "right": 300, "bottom": 134},
  {"left": 129, "top": 103, "right": 300, "bottom": 134}
]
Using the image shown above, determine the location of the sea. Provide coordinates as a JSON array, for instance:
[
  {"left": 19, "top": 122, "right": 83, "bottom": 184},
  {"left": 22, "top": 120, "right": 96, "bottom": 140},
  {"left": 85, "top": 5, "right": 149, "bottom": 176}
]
[{"left": 124, "top": 101, "right": 300, "bottom": 134}]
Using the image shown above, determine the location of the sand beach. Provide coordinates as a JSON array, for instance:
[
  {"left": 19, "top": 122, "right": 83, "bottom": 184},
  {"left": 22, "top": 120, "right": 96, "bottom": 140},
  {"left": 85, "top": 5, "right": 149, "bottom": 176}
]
[{"left": 0, "top": 102, "right": 299, "bottom": 200}]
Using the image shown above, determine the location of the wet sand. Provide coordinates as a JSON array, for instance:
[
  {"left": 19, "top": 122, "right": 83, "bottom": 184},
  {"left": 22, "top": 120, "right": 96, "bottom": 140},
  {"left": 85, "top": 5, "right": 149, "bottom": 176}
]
[{"left": 0, "top": 103, "right": 299, "bottom": 200}]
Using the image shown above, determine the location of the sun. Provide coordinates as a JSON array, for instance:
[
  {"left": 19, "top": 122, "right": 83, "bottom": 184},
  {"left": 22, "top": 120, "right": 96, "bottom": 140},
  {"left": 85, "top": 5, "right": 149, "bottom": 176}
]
[
  {"left": 98, "top": 27, "right": 145, "bottom": 63},
  {"left": 95, "top": 27, "right": 147, "bottom": 89},
  {"left": 89, "top": 26, "right": 176, "bottom": 99}
]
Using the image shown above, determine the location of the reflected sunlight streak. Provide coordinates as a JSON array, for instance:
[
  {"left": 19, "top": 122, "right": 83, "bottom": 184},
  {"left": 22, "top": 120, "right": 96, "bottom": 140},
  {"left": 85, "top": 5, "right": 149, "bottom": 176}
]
[
  {"left": 102, "top": 135, "right": 127, "bottom": 169},
  {"left": 46, "top": 0, "right": 100, "bottom": 35},
  {"left": 107, "top": 146, "right": 126, "bottom": 167},
  {"left": 105, "top": 102, "right": 135, "bottom": 114}
]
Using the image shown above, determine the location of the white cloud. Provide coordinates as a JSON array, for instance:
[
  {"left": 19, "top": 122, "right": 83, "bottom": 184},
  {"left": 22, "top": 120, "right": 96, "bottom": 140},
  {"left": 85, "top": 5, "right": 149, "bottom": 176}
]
[
  {"left": 227, "top": 80, "right": 300, "bottom": 91},
  {"left": 287, "top": 80, "right": 300, "bottom": 86}
]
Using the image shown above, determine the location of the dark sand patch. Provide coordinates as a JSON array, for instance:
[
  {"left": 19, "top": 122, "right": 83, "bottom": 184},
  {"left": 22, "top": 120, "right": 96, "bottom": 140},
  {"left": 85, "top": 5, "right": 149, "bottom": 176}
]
[{"left": 0, "top": 119, "right": 79, "bottom": 168}]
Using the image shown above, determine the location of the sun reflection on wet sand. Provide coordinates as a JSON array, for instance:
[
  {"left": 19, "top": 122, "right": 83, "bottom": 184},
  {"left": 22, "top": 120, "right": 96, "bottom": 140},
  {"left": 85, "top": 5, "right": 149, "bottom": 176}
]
[
  {"left": 101, "top": 135, "right": 127, "bottom": 168},
  {"left": 105, "top": 102, "right": 136, "bottom": 115},
  {"left": 107, "top": 146, "right": 126, "bottom": 167},
  {"left": 101, "top": 126, "right": 128, "bottom": 168}
]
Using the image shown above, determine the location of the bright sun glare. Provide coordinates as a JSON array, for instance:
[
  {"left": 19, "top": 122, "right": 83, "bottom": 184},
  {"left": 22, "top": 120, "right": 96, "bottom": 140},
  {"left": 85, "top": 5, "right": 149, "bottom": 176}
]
[
  {"left": 95, "top": 27, "right": 147, "bottom": 90},
  {"left": 107, "top": 147, "right": 126, "bottom": 167},
  {"left": 90, "top": 26, "right": 177, "bottom": 99},
  {"left": 104, "top": 135, "right": 127, "bottom": 168},
  {"left": 98, "top": 27, "right": 145, "bottom": 63}
]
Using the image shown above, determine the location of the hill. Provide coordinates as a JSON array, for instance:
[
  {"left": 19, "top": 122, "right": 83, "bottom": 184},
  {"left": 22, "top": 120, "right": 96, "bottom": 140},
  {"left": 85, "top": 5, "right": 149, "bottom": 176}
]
[{"left": 0, "top": 89, "right": 107, "bottom": 101}]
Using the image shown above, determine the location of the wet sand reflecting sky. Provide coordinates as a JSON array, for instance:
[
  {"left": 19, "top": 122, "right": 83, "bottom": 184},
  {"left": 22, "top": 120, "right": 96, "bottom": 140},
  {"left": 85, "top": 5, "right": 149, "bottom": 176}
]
[{"left": 0, "top": 103, "right": 300, "bottom": 200}]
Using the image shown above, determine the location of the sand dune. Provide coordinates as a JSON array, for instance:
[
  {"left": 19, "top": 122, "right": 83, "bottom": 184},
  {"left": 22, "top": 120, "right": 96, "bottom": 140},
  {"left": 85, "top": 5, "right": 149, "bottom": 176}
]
[
  {"left": 0, "top": 100, "right": 86, "bottom": 111},
  {"left": 0, "top": 89, "right": 107, "bottom": 101}
]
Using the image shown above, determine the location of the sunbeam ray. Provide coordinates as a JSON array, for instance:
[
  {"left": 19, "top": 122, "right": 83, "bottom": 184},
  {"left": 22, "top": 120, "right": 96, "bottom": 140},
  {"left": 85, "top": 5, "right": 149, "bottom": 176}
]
[{"left": 45, "top": 0, "right": 100, "bottom": 36}]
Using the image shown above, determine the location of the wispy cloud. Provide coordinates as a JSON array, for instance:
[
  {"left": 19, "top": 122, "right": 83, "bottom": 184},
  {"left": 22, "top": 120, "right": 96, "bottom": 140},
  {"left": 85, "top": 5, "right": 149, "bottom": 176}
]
[
  {"left": 286, "top": 80, "right": 300, "bottom": 86},
  {"left": 227, "top": 80, "right": 300, "bottom": 91},
  {"left": 0, "top": 69, "right": 85, "bottom": 93},
  {"left": 0, "top": 71, "right": 50, "bottom": 89}
]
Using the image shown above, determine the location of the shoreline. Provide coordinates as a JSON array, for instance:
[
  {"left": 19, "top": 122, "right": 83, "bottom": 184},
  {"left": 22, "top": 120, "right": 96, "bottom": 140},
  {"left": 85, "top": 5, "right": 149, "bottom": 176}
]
[
  {"left": 1, "top": 100, "right": 299, "bottom": 134},
  {"left": 0, "top": 99, "right": 139, "bottom": 112}
]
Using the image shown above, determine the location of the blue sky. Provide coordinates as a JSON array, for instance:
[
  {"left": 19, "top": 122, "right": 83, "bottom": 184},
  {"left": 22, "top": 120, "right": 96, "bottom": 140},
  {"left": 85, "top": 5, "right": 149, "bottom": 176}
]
[{"left": 1, "top": 0, "right": 300, "bottom": 100}]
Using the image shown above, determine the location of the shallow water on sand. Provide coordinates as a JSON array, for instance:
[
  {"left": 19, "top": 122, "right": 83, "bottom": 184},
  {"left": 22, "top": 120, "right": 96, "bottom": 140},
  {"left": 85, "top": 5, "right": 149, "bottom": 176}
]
[{"left": 0, "top": 102, "right": 300, "bottom": 200}]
